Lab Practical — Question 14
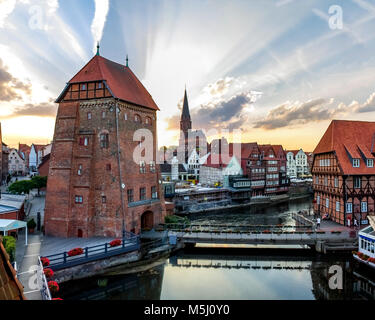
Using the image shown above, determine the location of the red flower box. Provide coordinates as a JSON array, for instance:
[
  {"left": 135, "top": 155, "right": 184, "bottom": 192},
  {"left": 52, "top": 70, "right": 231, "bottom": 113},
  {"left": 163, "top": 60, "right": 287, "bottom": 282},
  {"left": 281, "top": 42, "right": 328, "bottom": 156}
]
[
  {"left": 44, "top": 268, "right": 54, "bottom": 278},
  {"left": 48, "top": 281, "right": 59, "bottom": 294},
  {"left": 368, "top": 257, "right": 375, "bottom": 263},
  {"left": 263, "top": 230, "right": 271, "bottom": 234},
  {"left": 52, "top": 298, "right": 63, "bottom": 300},
  {"left": 109, "top": 239, "right": 122, "bottom": 247},
  {"left": 67, "top": 248, "right": 84, "bottom": 257},
  {"left": 41, "top": 257, "right": 50, "bottom": 267}
]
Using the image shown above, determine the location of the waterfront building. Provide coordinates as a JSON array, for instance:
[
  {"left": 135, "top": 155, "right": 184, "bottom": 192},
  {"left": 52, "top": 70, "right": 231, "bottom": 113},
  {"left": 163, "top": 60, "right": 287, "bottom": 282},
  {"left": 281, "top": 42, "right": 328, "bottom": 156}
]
[
  {"left": 29, "top": 144, "right": 49, "bottom": 173},
  {"left": 286, "top": 149, "right": 310, "bottom": 178},
  {"left": 8, "top": 149, "right": 27, "bottom": 176},
  {"left": 2, "top": 143, "right": 9, "bottom": 184},
  {"left": 312, "top": 120, "right": 375, "bottom": 226},
  {"left": 18, "top": 144, "right": 31, "bottom": 173},
  {"left": 44, "top": 48, "right": 166, "bottom": 238}
]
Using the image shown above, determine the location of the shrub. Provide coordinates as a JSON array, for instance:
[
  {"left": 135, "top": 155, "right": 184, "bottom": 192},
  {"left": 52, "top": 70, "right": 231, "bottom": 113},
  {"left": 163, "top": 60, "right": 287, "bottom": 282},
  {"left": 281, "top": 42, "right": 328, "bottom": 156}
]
[
  {"left": 109, "top": 239, "right": 122, "bottom": 247},
  {"left": 48, "top": 281, "right": 59, "bottom": 295},
  {"left": 41, "top": 257, "right": 50, "bottom": 267},
  {"left": 2, "top": 236, "right": 16, "bottom": 262},
  {"left": 44, "top": 268, "right": 54, "bottom": 278},
  {"left": 67, "top": 248, "right": 84, "bottom": 257},
  {"left": 27, "top": 218, "right": 37, "bottom": 230},
  {"left": 165, "top": 215, "right": 190, "bottom": 225}
]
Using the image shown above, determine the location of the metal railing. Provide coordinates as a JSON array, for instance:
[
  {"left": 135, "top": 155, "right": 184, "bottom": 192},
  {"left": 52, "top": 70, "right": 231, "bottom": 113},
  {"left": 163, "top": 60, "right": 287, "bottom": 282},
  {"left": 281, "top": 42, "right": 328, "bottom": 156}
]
[
  {"left": 43, "top": 231, "right": 140, "bottom": 271},
  {"left": 37, "top": 256, "right": 52, "bottom": 300}
]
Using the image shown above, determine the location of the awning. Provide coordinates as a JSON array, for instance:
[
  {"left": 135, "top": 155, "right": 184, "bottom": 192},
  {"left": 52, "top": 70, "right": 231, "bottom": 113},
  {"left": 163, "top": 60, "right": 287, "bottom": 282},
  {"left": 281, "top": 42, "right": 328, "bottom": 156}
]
[{"left": 0, "top": 219, "right": 28, "bottom": 245}]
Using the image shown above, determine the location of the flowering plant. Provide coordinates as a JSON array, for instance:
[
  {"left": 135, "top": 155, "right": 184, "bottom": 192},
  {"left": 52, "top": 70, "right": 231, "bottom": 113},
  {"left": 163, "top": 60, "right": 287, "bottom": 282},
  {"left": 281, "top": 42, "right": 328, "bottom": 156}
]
[
  {"left": 41, "top": 257, "right": 50, "bottom": 267},
  {"left": 48, "top": 281, "right": 59, "bottom": 294},
  {"left": 44, "top": 268, "right": 54, "bottom": 278},
  {"left": 109, "top": 239, "right": 122, "bottom": 247},
  {"left": 367, "top": 257, "right": 375, "bottom": 263},
  {"left": 67, "top": 248, "right": 84, "bottom": 257}
]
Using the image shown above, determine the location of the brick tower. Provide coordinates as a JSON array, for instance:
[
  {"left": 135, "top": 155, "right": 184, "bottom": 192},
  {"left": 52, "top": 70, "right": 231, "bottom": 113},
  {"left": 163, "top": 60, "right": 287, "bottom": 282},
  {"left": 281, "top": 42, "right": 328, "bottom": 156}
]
[{"left": 44, "top": 48, "right": 166, "bottom": 238}]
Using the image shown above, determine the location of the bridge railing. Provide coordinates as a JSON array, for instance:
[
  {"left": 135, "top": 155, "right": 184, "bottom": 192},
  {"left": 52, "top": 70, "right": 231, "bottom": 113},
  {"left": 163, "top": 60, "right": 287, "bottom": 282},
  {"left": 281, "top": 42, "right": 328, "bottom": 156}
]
[{"left": 42, "top": 232, "right": 140, "bottom": 271}]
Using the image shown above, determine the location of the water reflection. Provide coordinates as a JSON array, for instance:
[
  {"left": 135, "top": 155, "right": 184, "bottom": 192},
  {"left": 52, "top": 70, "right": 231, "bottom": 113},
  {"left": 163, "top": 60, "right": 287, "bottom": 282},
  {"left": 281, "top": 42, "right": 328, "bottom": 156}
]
[{"left": 59, "top": 247, "right": 375, "bottom": 300}]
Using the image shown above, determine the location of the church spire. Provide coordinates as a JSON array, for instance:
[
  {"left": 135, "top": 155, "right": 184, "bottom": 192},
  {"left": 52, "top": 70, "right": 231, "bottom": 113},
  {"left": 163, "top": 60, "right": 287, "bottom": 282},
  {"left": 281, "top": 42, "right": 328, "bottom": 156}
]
[
  {"left": 181, "top": 87, "right": 191, "bottom": 120},
  {"left": 96, "top": 42, "right": 100, "bottom": 56}
]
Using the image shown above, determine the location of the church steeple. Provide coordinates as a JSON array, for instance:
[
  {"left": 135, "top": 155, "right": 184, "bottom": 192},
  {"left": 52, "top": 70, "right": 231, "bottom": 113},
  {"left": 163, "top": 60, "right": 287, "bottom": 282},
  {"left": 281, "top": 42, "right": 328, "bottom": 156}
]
[{"left": 180, "top": 88, "right": 192, "bottom": 138}]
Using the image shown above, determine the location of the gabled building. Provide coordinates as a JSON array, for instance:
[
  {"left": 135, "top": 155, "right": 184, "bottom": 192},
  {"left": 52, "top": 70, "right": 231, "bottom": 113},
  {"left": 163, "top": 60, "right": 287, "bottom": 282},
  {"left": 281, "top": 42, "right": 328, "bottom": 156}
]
[
  {"left": 8, "top": 149, "right": 26, "bottom": 176},
  {"left": 286, "top": 149, "right": 310, "bottom": 178},
  {"left": 312, "top": 120, "right": 375, "bottom": 226},
  {"left": 18, "top": 144, "right": 31, "bottom": 173},
  {"left": 44, "top": 48, "right": 166, "bottom": 237},
  {"left": 2, "top": 143, "right": 9, "bottom": 184}
]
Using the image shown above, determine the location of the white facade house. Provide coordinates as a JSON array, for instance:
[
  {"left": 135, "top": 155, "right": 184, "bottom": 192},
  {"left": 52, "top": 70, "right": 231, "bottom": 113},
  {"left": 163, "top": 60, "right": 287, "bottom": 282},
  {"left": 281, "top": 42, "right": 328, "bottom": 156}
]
[
  {"left": 200, "top": 156, "right": 243, "bottom": 186},
  {"left": 29, "top": 143, "right": 51, "bottom": 173},
  {"left": 8, "top": 149, "right": 26, "bottom": 175},
  {"left": 37, "top": 144, "right": 52, "bottom": 167},
  {"left": 286, "top": 149, "right": 310, "bottom": 178},
  {"left": 186, "top": 149, "right": 210, "bottom": 181}
]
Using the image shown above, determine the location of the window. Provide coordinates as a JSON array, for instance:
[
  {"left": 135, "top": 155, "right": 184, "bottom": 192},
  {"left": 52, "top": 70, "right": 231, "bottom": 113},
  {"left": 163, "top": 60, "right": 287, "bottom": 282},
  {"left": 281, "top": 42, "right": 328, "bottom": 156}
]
[
  {"left": 151, "top": 186, "right": 158, "bottom": 199},
  {"left": 140, "top": 161, "right": 146, "bottom": 173},
  {"left": 354, "top": 177, "right": 361, "bottom": 189},
  {"left": 79, "top": 137, "right": 89, "bottom": 146},
  {"left": 102, "top": 110, "right": 106, "bottom": 119},
  {"left": 353, "top": 158, "right": 360, "bottom": 168},
  {"left": 78, "top": 164, "right": 82, "bottom": 176},
  {"left": 336, "top": 201, "right": 340, "bottom": 212},
  {"left": 367, "top": 159, "right": 374, "bottom": 167},
  {"left": 106, "top": 164, "right": 111, "bottom": 171},
  {"left": 324, "top": 176, "right": 328, "bottom": 186},
  {"left": 98, "top": 83, "right": 102, "bottom": 89},
  {"left": 315, "top": 176, "right": 319, "bottom": 184},
  {"left": 145, "top": 117, "right": 151, "bottom": 125},
  {"left": 75, "top": 196, "right": 83, "bottom": 204},
  {"left": 317, "top": 196, "right": 320, "bottom": 205},
  {"left": 102, "top": 196, "right": 107, "bottom": 204},
  {"left": 361, "top": 201, "right": 368, "bottom": 213},
  {"left": 346, "top": 202, "right": 353, "bottom": 213},
  {"left": 150, "top": 161, "right": 156, "bottom": 173},
  {"left": 100, "top": 133, "right": 109, "bottom": 149},
  {"left": 140, "top": 187, "right": 146, "bottom": 201},
  {"left": 334, "top": 176, "right": 338, "bottom": 188},
  {"left": 82, "top": 84, "right": 86, "bottom": 90},
  {"left": 326, "top": 198, "right": 329, "bottom": 208},
  {"left": 127, "top": 189, "right": 134, "bottom": 203},
  {"left": 87, "top": 112, "right": 92, "bottom": 120},
  {"left": 124, "top": 113, "right": 128, "bottom": 120},
  {"left": 135, "top": 114, "right": 140, "bottom": 122}
]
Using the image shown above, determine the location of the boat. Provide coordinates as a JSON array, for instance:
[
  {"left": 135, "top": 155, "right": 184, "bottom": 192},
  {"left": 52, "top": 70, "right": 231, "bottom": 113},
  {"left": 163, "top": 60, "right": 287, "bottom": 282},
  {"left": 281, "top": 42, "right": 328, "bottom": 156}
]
[{"left": 353, "top": 216, "right": 375, "bottom": 269}]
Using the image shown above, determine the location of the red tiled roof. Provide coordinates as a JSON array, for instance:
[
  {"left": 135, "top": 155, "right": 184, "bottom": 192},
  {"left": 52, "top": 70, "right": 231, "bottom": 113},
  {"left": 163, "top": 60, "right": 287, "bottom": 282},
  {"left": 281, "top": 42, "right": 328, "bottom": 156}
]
[
  {"left": 314, "top": 120, "right": 375, "bottom": 175},
  {"left": 64, "top": 55, "right": 159, "bottom": 111},
  {"left": 286, "top": 150, "right": 300, "bottom": 156},
  {"left": 18, "top": 144, "right": 31, "bottom": 156}
]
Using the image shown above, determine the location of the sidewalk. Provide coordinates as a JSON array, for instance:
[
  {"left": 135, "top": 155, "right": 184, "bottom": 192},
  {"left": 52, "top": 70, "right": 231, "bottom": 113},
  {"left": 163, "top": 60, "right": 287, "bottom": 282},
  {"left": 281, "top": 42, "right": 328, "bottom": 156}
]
[{"left": 16, "top": 231, "right": 43, "bottom": 300}]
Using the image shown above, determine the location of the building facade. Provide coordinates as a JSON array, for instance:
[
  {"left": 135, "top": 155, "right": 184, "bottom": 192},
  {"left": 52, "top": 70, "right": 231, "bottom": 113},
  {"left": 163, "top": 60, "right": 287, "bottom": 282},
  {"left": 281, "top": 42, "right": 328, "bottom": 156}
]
[
  {"left": 286, "top": 149, "right": 310, "bottom": 178},
  {"left": 312, "top": 120, "right": 375, "bottom": 226},
  {"left": 8, "top": 149, "right": 26, "bottom": 175},
  {"left": 44, "top": 51, "right": 166, "bottom": 238}
]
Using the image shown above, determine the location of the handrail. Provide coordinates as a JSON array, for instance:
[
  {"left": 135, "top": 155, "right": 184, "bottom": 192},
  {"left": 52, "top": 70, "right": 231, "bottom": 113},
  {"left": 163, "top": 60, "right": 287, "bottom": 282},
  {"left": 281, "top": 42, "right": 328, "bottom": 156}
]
[
  {"left": 43, "top": 233, "right": 140, "bottom": 270},
  {"left": 37, "top": 256, "right": 52, "bottom": 300}
]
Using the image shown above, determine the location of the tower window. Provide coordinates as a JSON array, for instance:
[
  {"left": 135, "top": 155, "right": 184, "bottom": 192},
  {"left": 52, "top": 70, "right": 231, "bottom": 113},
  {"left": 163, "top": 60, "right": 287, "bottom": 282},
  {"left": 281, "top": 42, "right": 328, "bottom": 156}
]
[
  {"left": 135, "top": 114, "right": 141, "bottom": 122},
  {"left": 127, "top": 189, "right": 134, "bottom": 203},
  {"left": 150, "top": 161, "right": 155, "bottom": 173},
  {"left": 79, "top": 137, "right": 89, "bottom": 146},
  {"left": 75, "top": 195, "right": 83, "bottom": 204},
  {"left": 124, "top": 113, "right": 128, "bottom": 120},
  {"left": 106, "top": 163, "right": 111, "bottom": 171},
  {"left": 140, "top": 161, "right": 146, "bottom": 173},
  {"left": 78, "top": 164, "right": 82, "bottom": 176},
  {"left": 140, "top": 187, "right": 146, "bottom": 201},
  {"left": 100, "top": 133, "right": 109, "bottom": 148},
  {"left": 151, "top": 186, "right": 158, "bottom": 199},
  {"left": 102, "top": 196, "right": 107, "bottom": 204},
  {"left": 87, "top": 112, "right": 92, "bottom": 120},
  {"left": 102, "top": 111, "right": 106, "bottom": 119}
]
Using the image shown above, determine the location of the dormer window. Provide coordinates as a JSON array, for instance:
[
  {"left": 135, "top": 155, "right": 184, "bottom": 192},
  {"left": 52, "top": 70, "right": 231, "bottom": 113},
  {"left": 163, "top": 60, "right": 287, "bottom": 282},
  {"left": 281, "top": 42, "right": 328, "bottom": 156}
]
[
  {"left": 353, "top": 158, "right": 360, "bottom": 168},
  {"left": 367, "top": 159, "right": 374, "bottom": 167}
]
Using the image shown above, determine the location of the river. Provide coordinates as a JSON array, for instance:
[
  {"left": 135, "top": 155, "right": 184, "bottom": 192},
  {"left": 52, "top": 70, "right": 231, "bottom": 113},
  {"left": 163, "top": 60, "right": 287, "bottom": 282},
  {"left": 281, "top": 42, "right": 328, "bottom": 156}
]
[{"left": 59, "top": 199, "right": 375, "bottom": 300}]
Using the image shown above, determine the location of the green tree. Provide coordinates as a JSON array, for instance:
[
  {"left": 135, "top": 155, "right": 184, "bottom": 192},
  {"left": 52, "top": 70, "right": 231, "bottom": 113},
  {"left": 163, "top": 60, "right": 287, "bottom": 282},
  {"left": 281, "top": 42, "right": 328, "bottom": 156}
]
[
  {"left": 31, "top": 176, "right": 47, "bottom": 196},
  {"left": 8, "top": 180, "right": 34, "bottom": 195}
]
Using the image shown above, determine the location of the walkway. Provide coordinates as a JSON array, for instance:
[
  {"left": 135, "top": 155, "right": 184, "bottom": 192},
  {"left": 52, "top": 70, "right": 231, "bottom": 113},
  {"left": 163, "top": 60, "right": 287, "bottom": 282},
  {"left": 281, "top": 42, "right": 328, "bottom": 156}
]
[{"left": 16, "top": 231, "right": 43, "bottom": 300}]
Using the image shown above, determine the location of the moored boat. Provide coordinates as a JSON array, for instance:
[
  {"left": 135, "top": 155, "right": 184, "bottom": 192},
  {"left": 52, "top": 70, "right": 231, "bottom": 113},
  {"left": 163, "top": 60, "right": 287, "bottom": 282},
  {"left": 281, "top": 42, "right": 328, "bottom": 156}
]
[{"left": 353, "top": 216, "right": 375, "bottom": 269}]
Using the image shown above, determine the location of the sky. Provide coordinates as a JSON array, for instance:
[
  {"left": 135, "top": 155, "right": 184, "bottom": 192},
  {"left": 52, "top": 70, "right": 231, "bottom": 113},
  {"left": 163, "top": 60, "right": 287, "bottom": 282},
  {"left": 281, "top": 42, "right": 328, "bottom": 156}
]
[{"left": 1, "top": 0, "right": 375, "bottom": 151}]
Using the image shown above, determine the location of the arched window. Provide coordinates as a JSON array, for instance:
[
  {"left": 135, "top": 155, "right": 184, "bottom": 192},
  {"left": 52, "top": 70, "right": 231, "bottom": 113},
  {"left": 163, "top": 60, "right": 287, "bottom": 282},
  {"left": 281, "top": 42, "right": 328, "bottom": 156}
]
[
  {"left": 145, "top": 117, "right": 152, "bottom": 125},
  {"left": 100, "top": 133, "right": 109, "bottom": 148},
  {"left": 134, "top": 114, "right": 141, "bottom": 123}
]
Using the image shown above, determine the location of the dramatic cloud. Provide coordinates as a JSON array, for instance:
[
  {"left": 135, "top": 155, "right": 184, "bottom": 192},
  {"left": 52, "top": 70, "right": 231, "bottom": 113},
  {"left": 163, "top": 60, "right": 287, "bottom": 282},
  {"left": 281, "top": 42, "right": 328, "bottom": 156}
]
[
  {"left": 203, "top": 77, "right": 234, "bottom": 97},
  {"left": 166, "top": 114, "right": 180, "bottom": 131},
  {"left": 4, "top": 101, "right": 57, "bottom": 119},
  {"left": 253, "top": 98, "right": 332, "bottom": 130},
  {"left": 0, "top": 58, "right": 31, "bottom": 101},
  {"left": 353, "top": 92, "right": 375, "bottom": 113},
  {"left": 91, "top": 0, "right": 110, "bottom": 53}
]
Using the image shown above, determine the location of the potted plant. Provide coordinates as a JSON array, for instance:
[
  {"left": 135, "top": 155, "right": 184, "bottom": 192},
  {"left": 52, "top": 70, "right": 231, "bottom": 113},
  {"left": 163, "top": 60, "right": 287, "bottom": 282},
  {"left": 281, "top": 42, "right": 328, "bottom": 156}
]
[
  {"left": 44, "top": 268, "right": 54, "bottom": 279},
  {"left": 27, "top": 218, "right": 37, "bottom": 234},
  {"left": 48, "top": 281, "right": 59, "bottom": 295},
  {"left": 67, "top": 248, "right": 84, "bottom": 257},
  {"left": 109, "top": 239, "right": 122, "bottom": 247},
  {"left": 41, "top": 257, "right": 50, "bottom": 267}
]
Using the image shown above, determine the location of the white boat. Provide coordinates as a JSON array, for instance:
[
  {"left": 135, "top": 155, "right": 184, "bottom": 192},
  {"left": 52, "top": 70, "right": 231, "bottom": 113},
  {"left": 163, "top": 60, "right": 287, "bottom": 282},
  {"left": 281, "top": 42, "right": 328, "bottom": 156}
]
[{"left": 353, "top": 216, "right": 375, "bottom": 269}]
